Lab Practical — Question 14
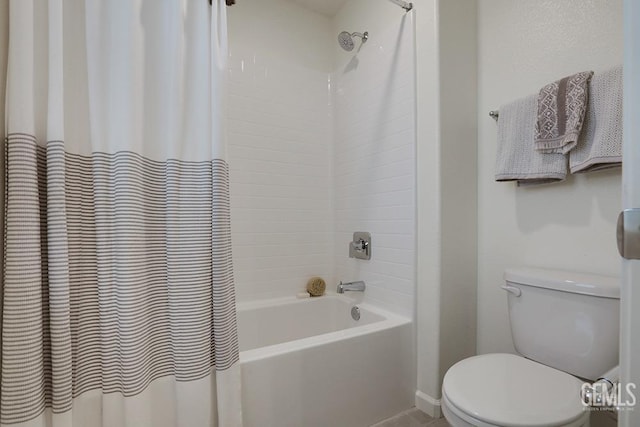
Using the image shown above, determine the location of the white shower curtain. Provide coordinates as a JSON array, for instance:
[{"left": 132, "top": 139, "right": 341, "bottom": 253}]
[{"left": 1, "top": 1, "right": 242, "bottom": 426}]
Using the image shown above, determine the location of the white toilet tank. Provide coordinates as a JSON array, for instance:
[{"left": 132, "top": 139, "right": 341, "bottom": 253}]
[{"left": 504, "top": 267, "right": 619, "bottom": 381}]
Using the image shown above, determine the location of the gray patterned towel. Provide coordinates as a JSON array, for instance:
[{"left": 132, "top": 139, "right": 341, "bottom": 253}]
[
  {"left": 570, "top": 65, "right": 623, "bottom": 173},
  {"left": 535, "top": 71, "right": 594, "bottom": 154},
  {"left": 495, "top": 94, "right": 567, "bottom": 186}
]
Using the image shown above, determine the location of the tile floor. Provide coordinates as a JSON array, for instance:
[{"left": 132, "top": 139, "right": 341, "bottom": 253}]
[{"left": 371, "top": 408, "right": 451, "bottom": 427}]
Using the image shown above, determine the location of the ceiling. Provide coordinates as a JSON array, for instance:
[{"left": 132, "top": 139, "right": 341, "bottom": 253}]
[{"left": 286, "top": 0, "right": 349, "bottom": 17}]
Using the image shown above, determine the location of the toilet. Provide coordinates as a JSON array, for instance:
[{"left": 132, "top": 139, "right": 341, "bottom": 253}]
[{"left": 442, "top": 267, "right": 620, "bottom": 427}]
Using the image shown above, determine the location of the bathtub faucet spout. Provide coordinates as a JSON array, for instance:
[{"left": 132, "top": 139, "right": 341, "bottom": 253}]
[{"left": 337, "top": 281, "right": 366, "bottom": 293}]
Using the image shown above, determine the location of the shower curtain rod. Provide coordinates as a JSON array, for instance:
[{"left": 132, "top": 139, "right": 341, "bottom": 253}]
[
  {"left": 214, "top": 1, "right": 409, "bottom": 11},
  {"left": 212, "top": 1, "right": 410, "bottom": 11},
  {"left": 388, "top": 0, "right": 413, "bottom": 11}
]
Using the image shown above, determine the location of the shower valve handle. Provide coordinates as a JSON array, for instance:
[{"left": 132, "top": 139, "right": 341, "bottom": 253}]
[{"left": 351, "top": 239, "right": 368, "bottom": 252}]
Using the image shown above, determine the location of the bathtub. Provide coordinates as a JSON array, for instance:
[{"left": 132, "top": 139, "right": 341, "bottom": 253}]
[{"left": 237, "top": 294, "right": 414, "bottom": 427}]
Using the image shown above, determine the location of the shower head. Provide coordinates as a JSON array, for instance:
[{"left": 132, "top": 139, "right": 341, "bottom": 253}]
[{"left": 338, "top": 31, "right": 368, "bottom": 51}]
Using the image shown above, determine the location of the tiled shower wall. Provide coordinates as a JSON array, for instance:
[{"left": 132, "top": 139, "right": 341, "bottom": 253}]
[
  {"left": 227, "top": 0, "right": 416, "bottom": 316},
  {"left": 226, "top": 0, "right": 334, "bottom": 301},
  {"left": 332, "top": 8, "right": 416, "bottom": 315}
]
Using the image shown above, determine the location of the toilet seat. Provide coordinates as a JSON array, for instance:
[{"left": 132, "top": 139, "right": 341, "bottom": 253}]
[{"left": 442, "top": 354, "right": 590, "bottom": 427}]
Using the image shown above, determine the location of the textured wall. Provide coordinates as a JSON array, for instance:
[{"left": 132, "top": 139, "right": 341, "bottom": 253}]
[
  {"left": 477, "top": 0, "right": 624, "bottom": 354},
  {"left": 227, "top": 0, "right": 334, "bottom": 301}
]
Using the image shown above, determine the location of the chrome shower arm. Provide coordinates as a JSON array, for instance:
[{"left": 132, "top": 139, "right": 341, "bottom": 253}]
[
  {"left": 351, "top": 32, "right": 369, "bottom": 42},
  {"left": 387, "top": 0, "right": 413, "bottom": 11}
]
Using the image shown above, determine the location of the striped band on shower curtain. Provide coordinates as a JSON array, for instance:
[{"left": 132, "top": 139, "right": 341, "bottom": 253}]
[{"left": 1, "top": 1, "right": 242, "bottom": 426}]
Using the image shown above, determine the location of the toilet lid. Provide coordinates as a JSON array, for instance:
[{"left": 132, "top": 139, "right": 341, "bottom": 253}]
[{"left": 443, "top": 354, "right": 588, "bottom": 427}]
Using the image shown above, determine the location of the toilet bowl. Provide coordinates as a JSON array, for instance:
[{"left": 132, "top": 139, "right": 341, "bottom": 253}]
[
  {"left": 442, "top": 354, "right": 589, "bottom": 427},
  {"left": 442, "top": 268, "right": 619, "bottom": 427}
]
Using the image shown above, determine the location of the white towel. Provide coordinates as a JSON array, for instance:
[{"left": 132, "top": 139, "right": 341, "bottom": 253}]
[
  {"left": 495, "top": 94, "right": 567, "bottom": 186},
  {"left": 570, "top": 65, "right": 623, "bottom": 173}
]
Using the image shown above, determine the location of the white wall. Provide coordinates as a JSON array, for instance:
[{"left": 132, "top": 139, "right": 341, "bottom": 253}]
[
  {"left": 437, "top": 0, "right": 478, "bottom": 395},
  {"left": 226, "top": 0, "right": 334, "bottom": 301},
  {"left": 332, "top": 0, "right": 417, "bottom": 316},
  {"left": 414, "top": 0, "right": 478, "bottom": 415},
  {"left": 414, "top": 0, "right": 441, "bottom": 412},
  {"left": 477, "top": 0, "right": 624, "bottom": 354}
]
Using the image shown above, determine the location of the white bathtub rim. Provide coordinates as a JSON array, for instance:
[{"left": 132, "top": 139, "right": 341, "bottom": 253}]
[
  {"left": 238, "top": 293, "right": 371, "bottom": 311},
  {"left": 237, "top": 295, "right": 411, "bottom": 363}
]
